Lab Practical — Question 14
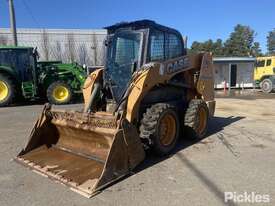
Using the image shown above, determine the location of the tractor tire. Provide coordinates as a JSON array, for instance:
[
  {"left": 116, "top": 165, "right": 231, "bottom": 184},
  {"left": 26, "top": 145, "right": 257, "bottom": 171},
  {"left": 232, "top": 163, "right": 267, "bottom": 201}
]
[
  {"left": 184, "top": 99, "right": 209, "bottom": 140},
  {"left": 0, "top": 74, "right": 15, "bottom": 107},
  {"left": 140, "top": 103, "right": 180, "bottom": 156},
  {"left": 260, "top": 78, "right": 273, "bottom": 93},
  {"left": 47, "top": 81, "right": 73, "bottom": 105}
]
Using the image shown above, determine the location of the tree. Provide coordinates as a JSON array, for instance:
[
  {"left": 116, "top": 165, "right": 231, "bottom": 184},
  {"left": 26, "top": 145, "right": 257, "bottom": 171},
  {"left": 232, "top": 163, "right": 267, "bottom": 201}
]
[
  {"left": 251, "top": 42, "right": 262, "bottom": 57},
  {"left": 212, "top": 39, "right": 224, "bottom": 56},
  {"left": 203, "top": 39, "right": 214, "bottom": 52},
  {"left": 189, "top": 39, "right": 224, "bottom": 56},
  {"left": 189, "top": 41, "right": 203, "bottom": 54},
  {"left": 189, "top": 24, "right": 262, "bottom": 57},
  {"left": 223, "top": 24, "right": 255, "bottom": 56},
  {"left": 267, "top": 29, "right": 275, "bottom": 55}
]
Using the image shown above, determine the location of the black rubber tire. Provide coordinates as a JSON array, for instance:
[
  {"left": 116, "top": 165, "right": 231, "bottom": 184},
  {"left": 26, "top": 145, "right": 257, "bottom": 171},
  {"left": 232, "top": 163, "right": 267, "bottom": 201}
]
[
  {"left": 139, "top": 103, "right": 180, "bottom": 156},
  {"left": 0, "top": 74, "right": 15, "bottom": 107},
  {"left": 46, "top": 81, "right": 73, "bottom": 105},
  {"left": 184, "top": 99, "right": 209, "bottom": 140},
  {"left": 260, "top": 78, "right": 273, "bottom": 93}
]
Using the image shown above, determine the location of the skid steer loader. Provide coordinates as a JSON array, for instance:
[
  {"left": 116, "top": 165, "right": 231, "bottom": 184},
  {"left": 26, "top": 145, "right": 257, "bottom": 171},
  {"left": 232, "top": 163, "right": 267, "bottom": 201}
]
[{"left": 15, "top": 20, "right": 216, "bottom": 198}]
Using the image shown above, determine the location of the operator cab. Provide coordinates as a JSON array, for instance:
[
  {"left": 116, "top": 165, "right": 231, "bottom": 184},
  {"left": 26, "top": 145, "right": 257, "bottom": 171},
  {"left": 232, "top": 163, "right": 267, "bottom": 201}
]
[
  {"left": 104, "top": 20, "right": 187, "bottom": 102},
  {"left": 0, "top": 47, "right": 36, "bottom": 82}
]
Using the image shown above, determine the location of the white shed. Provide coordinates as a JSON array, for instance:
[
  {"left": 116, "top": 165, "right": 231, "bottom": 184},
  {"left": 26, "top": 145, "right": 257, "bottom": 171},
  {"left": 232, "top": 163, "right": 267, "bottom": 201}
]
[{"left": 213, "top": 57, "right": 256, "bottom": 89}]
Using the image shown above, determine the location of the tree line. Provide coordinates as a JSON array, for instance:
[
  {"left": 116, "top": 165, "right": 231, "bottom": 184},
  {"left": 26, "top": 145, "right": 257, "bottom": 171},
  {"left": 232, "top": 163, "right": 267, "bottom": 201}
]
[
  {"left": 189, "top": 25, "right": 275, "bottom": 57},
  {"left": 1, "top": 25, "right": 274, "bottom": 59}
]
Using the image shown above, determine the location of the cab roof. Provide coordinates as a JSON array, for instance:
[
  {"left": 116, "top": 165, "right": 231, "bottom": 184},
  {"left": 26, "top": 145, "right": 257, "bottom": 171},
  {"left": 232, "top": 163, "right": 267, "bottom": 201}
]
[
  {"left": 256, "top": 56, "right": 275, "bottom": 60},
  {"left": 105, "top": 19, "right": 182, "bottom": 36}
]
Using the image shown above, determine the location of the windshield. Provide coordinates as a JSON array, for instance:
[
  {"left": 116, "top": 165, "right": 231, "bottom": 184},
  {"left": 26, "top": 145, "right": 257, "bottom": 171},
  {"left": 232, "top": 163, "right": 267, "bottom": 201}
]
[
  {"left": 113, "top": 34, "right": 140, "bottom": 65},
  {"left": 106, "top": 31, "right": 142, "bottom": 101}
]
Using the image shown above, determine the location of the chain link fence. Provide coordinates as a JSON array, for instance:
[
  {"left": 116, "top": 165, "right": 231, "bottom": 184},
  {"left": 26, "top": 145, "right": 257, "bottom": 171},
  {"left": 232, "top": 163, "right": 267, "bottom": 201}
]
[{"left": 0, "top": 28, "right": 107, "bottom": 66}]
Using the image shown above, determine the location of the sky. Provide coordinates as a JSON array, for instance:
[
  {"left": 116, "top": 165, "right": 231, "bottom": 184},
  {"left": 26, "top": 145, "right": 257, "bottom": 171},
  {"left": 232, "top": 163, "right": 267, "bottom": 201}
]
[{"left": 0, "top": 0, "right": 274, "bottom": 52}]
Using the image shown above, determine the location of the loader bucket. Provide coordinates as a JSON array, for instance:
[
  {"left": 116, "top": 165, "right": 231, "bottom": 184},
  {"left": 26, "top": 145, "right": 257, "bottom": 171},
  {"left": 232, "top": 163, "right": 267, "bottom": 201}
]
[{"left": 15, "top": 104, "right": 145, "bottom": 198}]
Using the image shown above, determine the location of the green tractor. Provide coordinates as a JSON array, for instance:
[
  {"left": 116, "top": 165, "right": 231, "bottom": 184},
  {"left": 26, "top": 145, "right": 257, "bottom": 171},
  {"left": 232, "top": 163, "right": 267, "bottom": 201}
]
[{"left": 0, "top": 46, "right": 86, "bottom": 106}]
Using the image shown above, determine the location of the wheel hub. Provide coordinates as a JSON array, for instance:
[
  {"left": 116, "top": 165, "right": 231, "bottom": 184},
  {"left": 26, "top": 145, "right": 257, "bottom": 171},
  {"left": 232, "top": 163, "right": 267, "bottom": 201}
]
[
  {"left": 0, "top": 81, "right": 9, "bottom": 101},
  {"left": 262, "top": 82, "right": 270, "bottom": 90},
  {"left": 197, "top": 107, "right": 207, "bottom": 135},
  {"left": 159, "top": 113, "right": 176, "bottom": 146},
  {"left": 53, "top": 86, "right": 69, "bottom": 102}
]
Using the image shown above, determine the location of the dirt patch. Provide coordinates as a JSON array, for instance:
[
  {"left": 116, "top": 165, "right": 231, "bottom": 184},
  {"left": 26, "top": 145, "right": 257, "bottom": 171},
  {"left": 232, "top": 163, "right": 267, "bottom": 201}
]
[{"left": 251, "top": 144, "right": 267, "bottom": 149}]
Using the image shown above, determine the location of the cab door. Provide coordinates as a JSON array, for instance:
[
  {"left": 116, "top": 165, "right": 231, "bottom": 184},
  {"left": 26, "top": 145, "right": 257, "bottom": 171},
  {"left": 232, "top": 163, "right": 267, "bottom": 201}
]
[
  {"left": 106, "top": 31, "right": 144, "bottom": 102},
  {"left": 265, "top": 58, "right": 273, "bottom": 75},
  {"left": 15, "top": 49, "right": 36, "bottom": 97},
  {"left": 254, "top": 59, "right": 266, "bottom": 81}
]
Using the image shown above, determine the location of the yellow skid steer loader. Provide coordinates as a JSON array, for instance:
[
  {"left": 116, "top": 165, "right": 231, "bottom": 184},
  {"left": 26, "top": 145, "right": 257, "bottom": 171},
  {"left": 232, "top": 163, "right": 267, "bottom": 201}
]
[{"left": 16, "top": 20, "right": 215, "bottom": 198}]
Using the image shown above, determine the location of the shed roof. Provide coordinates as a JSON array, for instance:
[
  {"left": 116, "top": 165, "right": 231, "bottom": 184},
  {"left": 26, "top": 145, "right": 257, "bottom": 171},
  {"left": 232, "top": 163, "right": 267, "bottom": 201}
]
[{"left": 213, "top": 57, "right": 256, "bottom": 63}]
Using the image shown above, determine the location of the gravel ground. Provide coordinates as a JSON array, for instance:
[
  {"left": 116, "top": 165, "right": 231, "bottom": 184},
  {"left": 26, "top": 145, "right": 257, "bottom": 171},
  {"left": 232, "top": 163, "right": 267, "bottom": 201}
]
[{"left": 0, "top": 95, "right": 275, "bottom": 206}]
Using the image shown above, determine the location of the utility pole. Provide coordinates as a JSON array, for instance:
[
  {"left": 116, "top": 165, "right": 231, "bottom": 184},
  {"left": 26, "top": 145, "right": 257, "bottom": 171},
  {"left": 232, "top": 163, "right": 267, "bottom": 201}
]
[{"left": 8, "top": 0, "right": 18, "bottom": 46}]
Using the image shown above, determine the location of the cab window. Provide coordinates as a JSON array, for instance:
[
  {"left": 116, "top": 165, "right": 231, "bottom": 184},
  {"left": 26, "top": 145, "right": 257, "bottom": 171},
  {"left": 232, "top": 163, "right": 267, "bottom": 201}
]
[
  {"left": 266, "top": 59, "right": 272, "bottom": 66},
  {"left": 148, "top": 30, "right": 165, "bottom": 61},
  {"left": 167, "top": 33, "right": 183, "bottom": 59},
  {"left": 114, "top": 34, "right": 141, "bottom": 65},
  {"left": 256, "top": 60, "right": 265, "bottom": 67},
  {"left": 0, "top": 49, "right": 31, "bottom": 81}
]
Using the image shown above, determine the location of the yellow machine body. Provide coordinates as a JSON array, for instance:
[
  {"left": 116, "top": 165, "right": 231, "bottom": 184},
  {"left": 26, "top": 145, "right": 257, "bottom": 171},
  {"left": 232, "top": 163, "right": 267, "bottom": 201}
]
[{"left": 16, "top": 20, "right": 215, "bottom": 198}]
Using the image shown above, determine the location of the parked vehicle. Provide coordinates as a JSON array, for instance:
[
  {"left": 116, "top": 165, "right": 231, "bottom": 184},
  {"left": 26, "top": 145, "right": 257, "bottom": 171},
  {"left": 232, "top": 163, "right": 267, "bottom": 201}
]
[
  {"left": 0, "top": 46, "right": 86, "bottom": 106},
  {"left": 254, "top": 56, "right": 275, "bottom": 93}
]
